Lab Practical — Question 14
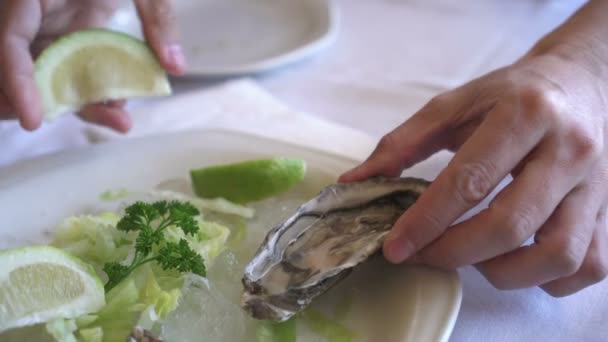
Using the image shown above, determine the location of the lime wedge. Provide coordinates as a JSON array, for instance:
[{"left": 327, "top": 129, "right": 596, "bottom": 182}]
[
  {"left": 190, "top": 158, "right": 307, "bottom": 204},
  {"left": 0, "top": 246, "right": 105, "bottom": 332},
  {"left": 34, "top": 28, "right": 171, "bottom": 119}
]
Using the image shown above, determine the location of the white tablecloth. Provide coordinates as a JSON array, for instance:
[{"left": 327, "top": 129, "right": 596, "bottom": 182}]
[{"left": 2, "top": 1, "right": 607, "bottom": 341}]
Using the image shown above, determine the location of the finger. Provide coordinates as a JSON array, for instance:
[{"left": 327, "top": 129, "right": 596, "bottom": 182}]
[
  {"left": 339, "top": 89, "right": 475, "bottom": 183},
  {"left": 134, "top": 0, "right": 185, "bottom": 75},
  {"left": 540, "top": 206, "right": 608, "bottom": 297},
  {"left": 101, "top": 99, "right": 127, "bottom": 107},
  {"left": 382, "top": 100, "right": 548, "bottom": 263},
  {"left": 0, "top": 91, "right": 13, "bottom": 116},
  {"left": 0, "top": 0, "right": 43, "bottom": 130},
  {"left": 338, "top": 119, "right": 444, "bottom": 182},
  {"left": 30, "top": 1, "right": 121, "bottom": 57},
  {"left": 475, "top": 184, "right": 602, "bottom": 290},
  {"left": 415, "top": 136, "right": 586, "bottom": 269},
  {"left": 78, "top": 101, "right": 131, "bottom": 133}
]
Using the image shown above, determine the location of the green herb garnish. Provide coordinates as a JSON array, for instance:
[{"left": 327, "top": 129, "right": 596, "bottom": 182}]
[{"left": 103, "top": 200, "right": 206, "bottom": 292}]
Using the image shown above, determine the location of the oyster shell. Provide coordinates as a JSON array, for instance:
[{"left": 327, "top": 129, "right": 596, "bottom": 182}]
[
  {"left": 241, "top": 177, "right": 430, "bottom": 321},
  {"left": 128, "top": 327, "right": 162, "bottom": 342}
]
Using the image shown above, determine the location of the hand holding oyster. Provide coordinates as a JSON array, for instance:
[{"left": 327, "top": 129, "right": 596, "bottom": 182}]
[{"left": 241, "top": 177, "right": 430, "bottom": 321}]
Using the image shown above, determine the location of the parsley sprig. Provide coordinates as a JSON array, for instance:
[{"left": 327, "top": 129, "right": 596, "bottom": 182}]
[{"left": 103, "top": 200, "right": 206, "bottom": 292}]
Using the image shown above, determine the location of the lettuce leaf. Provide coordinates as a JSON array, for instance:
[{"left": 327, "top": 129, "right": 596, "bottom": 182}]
[
  {"left": 74, "top": 266, "right": 183, "bottom": 342},
  {"left": 70, "top": 278, "right": 139, "bottom": 342},
  {"left": 45, "top": 319, "right": 78, "bottom": 342},
  {"left": 51, "top": 214, "right": 134, "bottom": 269},
  {"left": 130, "top": 266, "right": 182, "bottom": 319},
  {"left": 78, "top": 327, "right": 103, "bottom": 342},
  {"left": 47, "top": 196, "right": 235, "bottom": 342},
  {"left": 99, "top": 188, "right": 129, "bottom": 201},
  {"left": 103, "top": 189, "right": 255, "bottom": 218},
  {"left": 164, "top": 218, "right": 230, "bottom": 267}
]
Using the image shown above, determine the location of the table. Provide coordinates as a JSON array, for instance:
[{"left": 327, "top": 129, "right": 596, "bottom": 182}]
[{"left": 2, "top": 1, "right": 606, "bottom": 341}]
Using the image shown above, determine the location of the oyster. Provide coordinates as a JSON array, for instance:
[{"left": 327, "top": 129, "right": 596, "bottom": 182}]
[
  {"left": 241, "top": 177, "right": 430, "bottom": 321},
  {"left": 128, "top": 327, "right": 162, "bottom": 342}
]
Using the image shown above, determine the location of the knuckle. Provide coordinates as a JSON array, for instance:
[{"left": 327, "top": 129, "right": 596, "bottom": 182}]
[
  {"left": 480, "top": 266, "right": 514, "bottom": 290},
  {"left": 426, "top": 93, "right": 450, "bottom": 110},
  {"left": 376, "top": 133, "right": 399, "bottom": 155},
  {"left": 514, "top": 84, "right": 561, "bottom": 125},
  {"left": 489, "top": 203, "right": 535, "bottom": 248},
  {"left": 548, "top": 235, "right": 587, "bottom": 276},
  {"left": 453, "top": 161, "right": 495, "bottom": 204},
  {"left": 568, "top": 125, "right": 603, "bottom": 162},
  {"left": 420, "top": 91, "right": 461, "bottom": 125}
]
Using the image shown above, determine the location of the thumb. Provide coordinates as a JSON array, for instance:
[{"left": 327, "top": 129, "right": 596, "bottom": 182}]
[{"left": 134, "top": 0, "right": 185, "bottom": 75}]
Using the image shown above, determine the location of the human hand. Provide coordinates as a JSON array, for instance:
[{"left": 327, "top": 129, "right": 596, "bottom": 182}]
[
  {"left": 340, "top": 43, "right": 608, "bottom": 296},
  {"left": 0, "top": 0, "right": 185, "bottom": 132}
]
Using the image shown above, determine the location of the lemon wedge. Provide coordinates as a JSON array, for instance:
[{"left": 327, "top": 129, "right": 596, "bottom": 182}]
[
  {"left": 34, "top": 28, "right": 171, "bottom": 119},
  {"left": 0, "top": 246, "right": 105, "bottom": 332}
]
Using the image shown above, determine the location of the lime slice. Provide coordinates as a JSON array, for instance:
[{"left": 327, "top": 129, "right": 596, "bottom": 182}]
[
  {"left": 190, "top": 158, "right": 307, "bottom": 204},
  {"left": 35, "top": 28, "right": 171, "bottom": 119},
  {"left": 0, "top": 246, "right": 105, "bottom": 332}
]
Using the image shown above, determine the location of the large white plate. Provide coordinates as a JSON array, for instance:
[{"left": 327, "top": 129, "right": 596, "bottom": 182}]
[
  {"left": 0, "top": 129, "right": 461, "bottom": 341},
  {"left": 108, "top": 0, "right": 339, "bottom": 77}
]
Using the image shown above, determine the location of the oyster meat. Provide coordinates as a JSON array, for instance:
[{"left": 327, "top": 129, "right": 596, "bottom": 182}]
[{"left": 241, "top": 177, "right": 430, "bottom": 321}]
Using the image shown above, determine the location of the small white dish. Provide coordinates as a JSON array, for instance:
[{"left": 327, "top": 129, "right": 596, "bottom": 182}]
[{"left": 108, "top": 0, "right": 339, "bottom": 77}]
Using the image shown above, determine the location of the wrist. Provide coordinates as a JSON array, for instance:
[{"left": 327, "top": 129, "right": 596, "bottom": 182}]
[
  {"left": 523, "top": 35, "right": 608, "bottom": 82},
  {"left": 522, "top": 0, "right": 608, "bottom": 81}
]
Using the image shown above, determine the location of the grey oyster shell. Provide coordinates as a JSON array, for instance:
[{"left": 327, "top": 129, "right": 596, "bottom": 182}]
[
  {"left": 128, "top": 327, "right": 162, "bottom": 342},
  {"left": 241, "top": 177, "right": 430, "bottom": 321}
]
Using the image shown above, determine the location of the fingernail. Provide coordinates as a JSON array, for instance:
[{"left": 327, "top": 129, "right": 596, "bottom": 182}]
[
  {"left": 167, "top": 43, "right": 186, "bottom": 70},
  {"left": 384, "top": 237, "right": 415, "bottom": 263}
]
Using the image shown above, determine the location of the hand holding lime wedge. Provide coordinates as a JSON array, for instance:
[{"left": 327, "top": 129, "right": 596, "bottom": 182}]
[{"left": 35, "top": 29, "right": 173, "bottom": 125}]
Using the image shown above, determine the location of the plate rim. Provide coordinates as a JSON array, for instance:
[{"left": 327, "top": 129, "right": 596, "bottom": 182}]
[
  {"left": 106, "top": 0, "right": 341, "bottom": 77},
  {"left": 438, "top": 270, "right": 463, "bottom": 342},
  {"left": 0, "top": 128, "right": 360, "bottom": 186},
  {"left": 179, "top": 0, "right": 341, "bottom": 77}
]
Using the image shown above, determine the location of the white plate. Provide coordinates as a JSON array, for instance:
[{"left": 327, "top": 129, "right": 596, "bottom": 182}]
[
  {"left": 108, "top": 0, "right": 339, "bottom": 77},
  {"left": 0, "top": 129, "right": 461, "bottom": 341}
]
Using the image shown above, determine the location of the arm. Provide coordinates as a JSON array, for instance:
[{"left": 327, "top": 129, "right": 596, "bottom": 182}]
[{"left": 527, "top": 0, "right": 608, "bottom": 77}]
